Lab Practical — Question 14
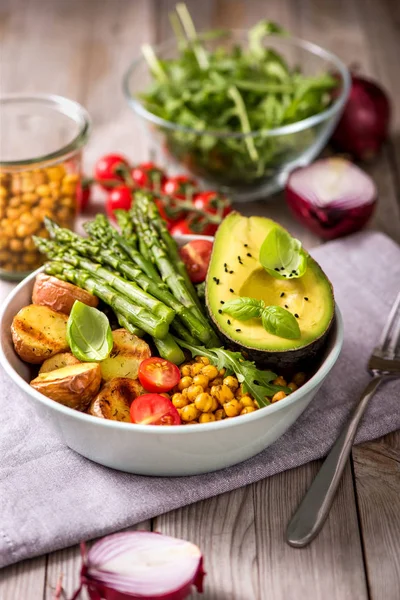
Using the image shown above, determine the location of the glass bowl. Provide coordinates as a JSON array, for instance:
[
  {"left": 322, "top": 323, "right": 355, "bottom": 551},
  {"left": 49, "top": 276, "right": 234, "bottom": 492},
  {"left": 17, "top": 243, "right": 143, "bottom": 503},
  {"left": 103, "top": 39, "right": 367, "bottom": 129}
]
[
  {"left": 123, "top": 32, "right": 350, "bottom": 202},
  {"left": 0, "top": 94, "right": 90, "bottom": 281}
]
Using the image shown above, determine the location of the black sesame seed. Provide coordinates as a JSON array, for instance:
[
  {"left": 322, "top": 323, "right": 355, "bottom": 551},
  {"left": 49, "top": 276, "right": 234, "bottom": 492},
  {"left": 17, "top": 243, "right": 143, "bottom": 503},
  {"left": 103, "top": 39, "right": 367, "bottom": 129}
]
[
  {"left": 218, "top": 309, "right": 222, "bottom": 314},
  {"left": 229, "top": 270, "right": 234, "bottom": 274},
  {"left": 304, "top": 297, "right": 309, "bottom": 301},
  {"left": 274, "top": 267, "right": 280, "bottom": 272},
  {"left": 236, "top": 328, "right": 241, "bottom": 332},
  {"left": 295, "top": 313, "right": 299, "bottom": 318},
  {"left": 227, "top": 319, "right": 231, "bottom": 325},
  {"left": 282, "top": 274, "right": 287, "bottom": 278},
  {"left": 280, "top": 267, "right": 285, "bottom": 271},
  {"left": 285, "top": 304, "right": 289, "bottom": 309},
  {"left": 289, "top": 274, "right": 293, "bottom": 278},
  {"left": 291, "top": 270, "right": 296, "bottom": 274},
  {"left": 229, "top": 288, "right": 234, "bottom": 293},
  {"left": 244, "top": 243, "right": 248, "bottom": 247},
  {"left": 220, "top": 300, "right": 225, "bottom": 304},
  {"left": 280, "top": 292, "right": 285, "bottom": 298},
  {"left": 246, "top": 253, "right": 252, "bottom": 257},
  {"left": 224, "top": 263, "right": 227, "bottom": 267}
]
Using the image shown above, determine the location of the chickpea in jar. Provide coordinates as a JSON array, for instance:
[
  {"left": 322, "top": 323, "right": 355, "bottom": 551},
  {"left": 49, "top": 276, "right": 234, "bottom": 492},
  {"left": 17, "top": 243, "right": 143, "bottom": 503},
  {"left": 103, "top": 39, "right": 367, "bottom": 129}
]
[
  {"left": 0, "top": 165, "right": 79, "bottom": 277},
  {"left": 175, "top": 356, "right": 307, "bottom": 424}
]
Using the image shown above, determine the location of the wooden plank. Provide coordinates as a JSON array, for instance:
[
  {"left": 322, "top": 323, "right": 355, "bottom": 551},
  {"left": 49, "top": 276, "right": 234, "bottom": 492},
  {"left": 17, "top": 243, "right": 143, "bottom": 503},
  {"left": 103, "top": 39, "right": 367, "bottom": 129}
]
[
  {"left": 254, "top": 461, "right": 368, "bottom": 599},
  {"left": 0, "top": 556, "right": 46, "bottom": 600},
  {"left": 44, "top": 522, "right": 151, "bottom": 600},
  {"left": 353, "top": 433, "right": 400, "bottom": 600},
  {"left": 154, "top": 487, "right": 259, "bottom": 600}
]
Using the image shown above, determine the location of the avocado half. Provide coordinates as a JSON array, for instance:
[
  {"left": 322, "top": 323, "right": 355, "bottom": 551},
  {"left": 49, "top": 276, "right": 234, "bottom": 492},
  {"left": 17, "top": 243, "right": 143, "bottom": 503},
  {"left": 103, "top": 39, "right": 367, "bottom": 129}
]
[{"left": 205, "top": 212, "right": 335, "bottom": 372}]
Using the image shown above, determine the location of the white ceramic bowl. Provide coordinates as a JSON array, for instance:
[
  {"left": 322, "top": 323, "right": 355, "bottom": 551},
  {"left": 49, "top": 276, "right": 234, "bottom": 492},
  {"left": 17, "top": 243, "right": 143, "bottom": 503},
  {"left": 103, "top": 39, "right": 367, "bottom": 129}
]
[{"left": 0, "top": 236, "right": 343, "bottom": 476}]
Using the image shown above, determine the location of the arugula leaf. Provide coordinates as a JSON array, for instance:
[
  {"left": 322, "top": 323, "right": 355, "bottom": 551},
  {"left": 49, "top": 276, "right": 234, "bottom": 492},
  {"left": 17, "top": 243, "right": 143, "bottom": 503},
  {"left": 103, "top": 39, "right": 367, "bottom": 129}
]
[
  {"left": 222, "top": 297, "right": 264, "bottom": 320},
  {"left": 174, "top": 338, "right": 291, "bottom": 407},
  {"left": 261, "top": 306, "right": 301, "bottom": 339},
  {"left": 259, "top": 226, "right": 307, "bottom": 280}
]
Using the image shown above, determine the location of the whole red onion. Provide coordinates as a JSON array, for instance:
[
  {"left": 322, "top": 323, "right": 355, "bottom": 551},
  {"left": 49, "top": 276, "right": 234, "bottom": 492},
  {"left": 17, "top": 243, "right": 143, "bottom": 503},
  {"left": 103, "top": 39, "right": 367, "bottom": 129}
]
[
  {"left": 331, "top": 74, "right": 390, "bottom": 161},
  {"left": 285, "top": 157, "right": 377, "bottom": 240}
]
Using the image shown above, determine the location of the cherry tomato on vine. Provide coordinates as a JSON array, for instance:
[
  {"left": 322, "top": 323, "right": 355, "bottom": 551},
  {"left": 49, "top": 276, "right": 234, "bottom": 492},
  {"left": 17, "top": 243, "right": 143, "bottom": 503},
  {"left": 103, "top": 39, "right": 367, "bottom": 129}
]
[
  {"left": 162, "top": 175, "right": 198, "bottom": 200},
  {"left": 130, "top": 393, "right": 181, "bottom": 426},
  {"left": 76, "top": 180, "right": 91, "bottom": 211},
  {"left": 193, "top": 191, "right": 232, "bottom": 217},
  {"left": 95, "top": 154, "right": 130, "bottom": 190},
  {"left": 131, "top": 162, "right": 166, "bottom": 190},
  {"left": 138, "top": 357, "right": 181, "bottom": 393},
  {"left": 154, "top": 198, "right": 182, "bottom": 229},
  {"left": 170, "top": 219, "right": 216, "bottom": 237},
  {"left": 106, "top": 185, "right": 133, "bottom": 220},
  {"left": 179, "top": 240, "right": 214, "bottom": 283}
]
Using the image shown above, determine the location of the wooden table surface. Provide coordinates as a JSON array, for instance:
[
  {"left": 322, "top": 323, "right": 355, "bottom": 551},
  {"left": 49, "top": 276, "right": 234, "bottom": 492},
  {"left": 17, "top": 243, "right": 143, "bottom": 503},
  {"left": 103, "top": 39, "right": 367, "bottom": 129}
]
[{"left": 1, "top": 0, "right": 400, "bottom": 598}]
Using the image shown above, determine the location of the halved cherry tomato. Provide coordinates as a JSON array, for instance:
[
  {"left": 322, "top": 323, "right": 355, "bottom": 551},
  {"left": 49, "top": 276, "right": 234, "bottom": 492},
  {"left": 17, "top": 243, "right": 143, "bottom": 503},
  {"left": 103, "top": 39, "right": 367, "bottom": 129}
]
[
  {"left": 179, "top": 240, "right": 214, "bottom": 283},
  {"left": 170, "top": 219, "right": 216, "bottom": 237},
  {"left": 162, "top": 175, "right": 198, "bottom": 200},
  {"left": 131, "top": 162, "right": 166, "bottom": 190},
  {"left": 130, "top": 393, "right": 181, "bottom": 426},
  {"left": 106, "top": 185, "right": 133, "bottom": 220},
  {"left": 138, "top": 357, "right": 181, "bottom": 392},
  {"left": 193, "top": 191, "right": 232, "bottom": 217},
  {"left": 95, "top": 154, "right": 130, "bottom": 190}
]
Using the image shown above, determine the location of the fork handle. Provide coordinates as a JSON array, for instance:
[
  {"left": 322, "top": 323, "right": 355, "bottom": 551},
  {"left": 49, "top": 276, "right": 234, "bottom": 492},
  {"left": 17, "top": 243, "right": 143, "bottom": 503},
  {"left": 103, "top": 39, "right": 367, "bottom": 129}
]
[{"left": 286, "top": 375, "right": 388, "bottom": 548}]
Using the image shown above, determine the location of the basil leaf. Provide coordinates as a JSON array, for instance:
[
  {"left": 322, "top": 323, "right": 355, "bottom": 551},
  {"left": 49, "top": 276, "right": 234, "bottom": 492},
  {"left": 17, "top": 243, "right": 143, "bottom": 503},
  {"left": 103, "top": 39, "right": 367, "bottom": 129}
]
[
  {"left": 259, "top": 226, "right": 307, "bottom": 280},
  {"left": 261, "top": 305, "right": 301, "bottom": 340},
  {"left": 67, "top": 301, "right": 113, "bottom": 362},
  {"left": 222, "top": 297, "right": 264, "bottom": 320}
]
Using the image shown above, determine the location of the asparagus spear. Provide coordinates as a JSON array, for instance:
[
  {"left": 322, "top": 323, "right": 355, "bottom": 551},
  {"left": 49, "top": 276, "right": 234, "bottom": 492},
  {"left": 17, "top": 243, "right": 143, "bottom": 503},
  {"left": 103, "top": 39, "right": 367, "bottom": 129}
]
[
  {"left": 42, "top": 219, "right": 208, "bottom": 342},
  {"left": 135, "top": 193, "right": 203, "bottom": 310},
  {"left": 114, "top": 209, "right": 136, "bottom": 239},
  {"left": 44, "top": 262, "right": 169, "bottom": 339},
  {"left": 115, "top": 314, "right": 144, "bottom": 338},
  {"left": 84, "top": 215, "right": 161, "bottom": 282},
  {"left": 153, "top": 334, "right": 185, "bottom": 365},
  {"left": 34, "top": 237, "right": 175, "bottom": 324}
]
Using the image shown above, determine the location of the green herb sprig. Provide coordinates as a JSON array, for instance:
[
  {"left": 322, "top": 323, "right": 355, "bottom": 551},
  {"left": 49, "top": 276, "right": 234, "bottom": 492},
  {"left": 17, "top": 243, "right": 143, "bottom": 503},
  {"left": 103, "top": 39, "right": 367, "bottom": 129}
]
[
  {"left": 67, "top": 301, "right": 113, "bottom": 362},
  {"left": 259, "top": 226, "right": 307, "bottom": 280}
]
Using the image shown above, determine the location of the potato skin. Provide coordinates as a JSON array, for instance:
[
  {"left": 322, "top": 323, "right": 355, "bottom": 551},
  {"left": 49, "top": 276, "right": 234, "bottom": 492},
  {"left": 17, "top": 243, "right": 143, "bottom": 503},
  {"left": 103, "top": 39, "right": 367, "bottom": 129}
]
[
  {"left": 88, "top": 377, "right": 145, "bottom": 422},
  {"left": 32, "top": 273, "right": 99, "bottom": 315},
  {"left": 11, "top": 304, "right": 69, "bottom": 364},
  {"left": 100, "top": 329, "right": 151, "bottom": 382},
  {"left": 39, "top": 352, "right": 81, "bottom": 374},
  {"left": 30, "top": 363, "right": 102, "bottom": 411}
]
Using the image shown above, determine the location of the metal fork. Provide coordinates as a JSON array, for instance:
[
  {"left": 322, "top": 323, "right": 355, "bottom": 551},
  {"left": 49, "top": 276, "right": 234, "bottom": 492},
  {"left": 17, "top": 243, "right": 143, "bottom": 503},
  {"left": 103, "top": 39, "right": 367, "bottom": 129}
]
[{"left": 286, "top": 291, "right": 400, "bottom": 548}]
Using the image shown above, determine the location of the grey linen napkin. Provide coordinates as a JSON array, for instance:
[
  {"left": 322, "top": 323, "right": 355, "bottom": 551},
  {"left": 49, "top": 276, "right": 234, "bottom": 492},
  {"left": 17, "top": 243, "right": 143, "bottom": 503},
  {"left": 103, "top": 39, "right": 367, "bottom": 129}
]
[{"left": 1, "top": 230, "right": 400, "bottom": 568}]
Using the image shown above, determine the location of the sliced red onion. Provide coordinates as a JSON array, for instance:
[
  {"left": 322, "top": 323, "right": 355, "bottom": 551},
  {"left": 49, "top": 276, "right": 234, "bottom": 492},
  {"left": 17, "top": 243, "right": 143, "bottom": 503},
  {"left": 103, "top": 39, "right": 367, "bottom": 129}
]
[
  {"left": 285, "top": 157, "right": 377, "bottom": 240},
  {"left": 70, "top": 532, "right": 205, "bottom": 600}
]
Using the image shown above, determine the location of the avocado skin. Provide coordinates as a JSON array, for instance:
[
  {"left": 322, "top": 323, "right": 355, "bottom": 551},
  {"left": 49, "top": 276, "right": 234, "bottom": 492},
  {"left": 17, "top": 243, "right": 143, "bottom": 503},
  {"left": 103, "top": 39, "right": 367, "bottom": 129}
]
[{"left": 216, "top": 315, "right": 334, "bottom": 376}]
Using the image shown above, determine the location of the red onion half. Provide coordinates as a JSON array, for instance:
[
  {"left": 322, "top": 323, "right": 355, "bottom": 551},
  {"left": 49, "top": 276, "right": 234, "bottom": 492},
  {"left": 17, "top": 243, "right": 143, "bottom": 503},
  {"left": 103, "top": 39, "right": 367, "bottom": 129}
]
[
  {"left": 285, "top": 157, "right": 377, "bottom": 240},
  {"left": 71, "top": 532, "right": 205, "bottom": 600},
  {"left": 331, "top": 74, "right": 390, "bottom": 161}
]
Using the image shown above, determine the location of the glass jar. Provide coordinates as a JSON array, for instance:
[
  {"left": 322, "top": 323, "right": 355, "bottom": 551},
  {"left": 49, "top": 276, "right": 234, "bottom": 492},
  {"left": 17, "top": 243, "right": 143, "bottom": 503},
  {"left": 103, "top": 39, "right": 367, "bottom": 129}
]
[{"left": 0, "top": 94, "right": 90, "bottom": 281}]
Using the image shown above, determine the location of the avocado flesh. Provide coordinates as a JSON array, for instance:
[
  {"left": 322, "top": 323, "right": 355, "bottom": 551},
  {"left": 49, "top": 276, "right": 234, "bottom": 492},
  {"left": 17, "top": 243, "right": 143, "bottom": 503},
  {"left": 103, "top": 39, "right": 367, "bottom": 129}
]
[{"left": 206, "top": 212, "right": 334, "bottom": 368}]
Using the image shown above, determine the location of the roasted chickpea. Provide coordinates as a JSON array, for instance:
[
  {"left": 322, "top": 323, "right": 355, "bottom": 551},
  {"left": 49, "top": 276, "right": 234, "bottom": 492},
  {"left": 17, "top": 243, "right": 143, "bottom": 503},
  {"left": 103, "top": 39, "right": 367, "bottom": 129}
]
[
  {"left": 210, "top": 396, "right": 219, "bottom": 412},
  {"left": 190, "top": 362, "right": 203, "bottom": 376},
  {"left": 0, "top": 186, "right": 8, "bottom": 199},
  {"left": 186, "top": 384, "right": 204, "bottom": 401},
  {"left": 22, "top": 192, "right": 38, "bottom": 205},
  {"left": 7, "top": 207, "right": 23, "bottom": 220},
  {"left": 272, "top": 391, "right": 287, "bottom": 403},
  {"left": 223, "top": 399, "right": 242, "bottom": 417},
  {"left": 178, "top": 376, "right": 192, "bottom": 391},
  {"left": 293, "top": 372, "right": 306, "bottom": 386},
  {"left": 194, "top": 392, "right": 213, "bottom": 413},
  {"left": 201, "top": 365, "right": 218, "bottom": 380},
  {"left": 211, "top": 377, "right": 223, "bottom": 387},
  {"left": 240, "top": 395, "right": 255, "bottom": 408},
  {"left": 9, "top": 238, "right": 24, "bottom": 252},
  {"left": 180, "top": 403, "right": 200, "bottom": 422},
  {"left": 46, "top": 165, "right": 65, "bottom": 181},
  {"left": 241, "top": 406, "right": 256, "bottom": 415},
  {"left": 60, "top": 196, "right": 76, "bottom": 207},
  {"left": 199, "top": 413, "right": 216, "bottom": 423},
  {"left": 8, "top": 196, "right": 21, "bottom": 208},
  {"left": 192, "top": 374, "right": 209, "bottom": 389},
  {"left": 23, "top": 237, "right": 37, "bottom": 251},
  {"left": 180, "top": 364, "right": 191, "bottom": 377},
  {"left": 196, "top": 356, "right": 210, "bottom": 365},
  {"left": 172, "top": 393, "right": 189, "bottom": 409},
  {"left": 273, "top": 375, "right": 287, "bottom": 387},
  {"left": 63, "top": 173, "right": 79, "bottom": 184},
  {"left": 218, "top": 368, "right": 226, "bottom": 377},
  {"left": 211, "top": 384, "right": 234, "bottom": 405},
  {"left": 23, "top": 252, "right": 40, "bottom": 266},
  {"left": 214, "top": 408, "right": 226, "bottom": 421},
  {"left": 288, "top": 382, "right": 298, "bottom": 392},
  {"left": 223, "top": 375, "right": 239, "bottom": 391},
  {"left": 0, "top": 238, "right": 8, "bottom": 250},
  {"left": 61, "top": 182, "right": 77, "bottom": 196},
  {"left": 183, "top": 420, "right": 198, "bottom": 425},
  {"left": 36, "top": 184, "right": 51, "bottom": 197},
  {"left": 21, "top": 178, "right": 35, "bottom": 193}
]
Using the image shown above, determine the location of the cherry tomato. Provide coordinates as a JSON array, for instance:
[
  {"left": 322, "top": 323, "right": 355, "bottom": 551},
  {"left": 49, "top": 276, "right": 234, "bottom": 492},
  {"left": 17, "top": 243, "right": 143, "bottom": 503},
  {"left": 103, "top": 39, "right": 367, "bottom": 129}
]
[
  {"left": 76, "top": 180, "right": 91, "bottom": 211},
  {"left": 139, "top": 357, "right": 181, "bottom": 392},
  {"left": 106, "top": 185, "right": 133, "bottom": 220},
  {"left": 193, "top": 191, "right": 232, "bottom": 217},
  {"left": 130, "top": 393, "right": 181, "bottom": 426},
  {"left": 170, "top": 219, "right": 216, "bottom": 237},
  {"left": 95, "top": 154, "right": 130, "bottom": 190},
  {"left": 131, "top": 162, "right": 166, "bottom": 190},
  {"left": 179, "top": 240, "right": 214, "bottom": 283},
  {"left": 162, "top": 175, "right": 198, "bottom": 200}
]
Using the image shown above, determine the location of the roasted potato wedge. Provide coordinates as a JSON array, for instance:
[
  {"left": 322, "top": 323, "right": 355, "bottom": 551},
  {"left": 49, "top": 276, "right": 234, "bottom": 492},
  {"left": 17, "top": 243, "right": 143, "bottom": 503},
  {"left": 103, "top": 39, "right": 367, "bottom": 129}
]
[
  {"left": 30, "top": 362, "right": 102, "bottom": 410},
  {"left": 11, "top": 304, "right": 69, "bottom": 364},
  {"left": 100, "top": 329, "right": 151, "bottom": 382},
  {"left": 39, "top": 352, "right": 81, "bottom": 374},
  {"left": 88, "top": 377, "right": 145, "bottom": 422},
  {"left": 32, "top": 273, "right": 99, "bottom": 315}
]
